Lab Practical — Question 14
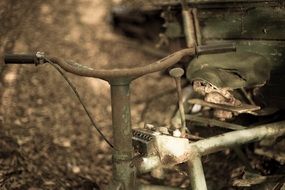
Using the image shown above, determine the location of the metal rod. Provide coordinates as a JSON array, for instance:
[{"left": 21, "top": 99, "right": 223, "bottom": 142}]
[
  {"left": 137, "top": 120, "right": 285, "bottom": 176},
  {"left": 185, "top": 114, "right": 246, "bottom": 130},
  {"left": 176, "top": 77, "right": 186, "bottom": 130},
  {"left": 181, "top": 5, "right": 197, "bottom": 48},
  {"left": 44, "top": 43, "right": 234, "bottom": 80},
  {"left": 188, "top": 155, "right": 207, "bottom": 190},
  {"left": 110, "top": 82, "right": 136, "bottom": 190},
  {"left": 169, "top": 68, "right": 186, "bottom": 132},
  {"left": 50, "top": 48, "right": 195, "bottom": 80},
  {"left": 192, "top": 8, "right": 202, "bottom": 46},
  {"left": 191, "top": 120, "right": 285, "bottom": 156}
]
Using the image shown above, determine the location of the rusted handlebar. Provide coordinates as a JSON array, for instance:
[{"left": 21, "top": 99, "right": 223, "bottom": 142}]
[
  {"left": 48, "top": 43, "right": 235, "bottom": 81},
  {"left": 50, "top": 48, "right": 195, "bottom": 81},
  {"left": 5, "top": 43, "right": 235, "bottom": 82}
]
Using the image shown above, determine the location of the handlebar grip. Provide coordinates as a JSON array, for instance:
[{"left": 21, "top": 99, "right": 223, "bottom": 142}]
[{"left": 4, "top": 54, "right": 37, "bottom": 64}]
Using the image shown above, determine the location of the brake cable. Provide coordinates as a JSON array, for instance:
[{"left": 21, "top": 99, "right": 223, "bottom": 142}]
[{"left": 43, "top": 56, "right": 114, "bottom": 148}]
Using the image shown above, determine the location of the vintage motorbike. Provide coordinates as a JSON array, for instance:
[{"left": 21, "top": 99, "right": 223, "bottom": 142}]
[
  {"left": 4, "top": 0, "right": 285, "bottom": 189},
  {"left": 111, "top": 0, "right": 285, "bottom": 189}
]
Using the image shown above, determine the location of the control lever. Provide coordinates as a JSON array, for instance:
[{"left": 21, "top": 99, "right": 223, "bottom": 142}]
[{"left": 169, "top": 67, "right": 186, "bottom": 136}]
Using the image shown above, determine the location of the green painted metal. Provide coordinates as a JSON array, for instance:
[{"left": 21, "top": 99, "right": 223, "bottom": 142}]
[
  {"left": 192, "top": 120, "right": 285, "bottom": 155},
  {"left": 233, "top": 41, "right": 285, "bottom": 68},
  {"left": 188, "top": 155, "right": 207, "bottom": 190},
  {"left": 201, "top": 41, "right": 285, "bottom": 107},
  {"left": 186, "top": 52, "right": 270, "bottom": 89},
  {"left": 200, "top": 7, "right": 285, "bottom": 41},
  {"left": 190, "top": 0, "right": 275, "bottom": 3},
  {"left": 153, "top": 0, "right": 279, "bottom": 7},
  {"left": 110, "top": 83, "right": 136, "bottom": 190}
]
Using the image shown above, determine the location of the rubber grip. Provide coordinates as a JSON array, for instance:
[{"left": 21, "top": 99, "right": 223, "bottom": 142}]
[{"left": 4, "top": 54, "right": 37, "bottom": 64}]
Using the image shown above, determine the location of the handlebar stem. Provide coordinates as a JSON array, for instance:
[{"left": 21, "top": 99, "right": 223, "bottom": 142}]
[{"left": 110, "top": 83, "right": 136, "bottom": 190}]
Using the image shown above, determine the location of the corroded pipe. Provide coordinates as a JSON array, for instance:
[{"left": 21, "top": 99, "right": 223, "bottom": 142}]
[
  {"left": 50, "top": 48, "right": 195, "bottom": 80},
  {"left": 47, "top": 44, "right": 234, "bottom": 81},
  {"left": 110, "top": 83, "right": 136, "bottom": 190},
  {"left": 187, "top": 155, "right": 207, "bottom": 190},
  {"left": 191, "top": 120, "right": 285, "bottom": 156},
  {"left": 137, "top": 120, "right": 285, "bottom": 190}
]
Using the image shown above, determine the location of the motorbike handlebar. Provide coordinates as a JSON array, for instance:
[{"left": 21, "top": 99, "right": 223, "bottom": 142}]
[
  {"left": 4, "top": 43, "right": 236, "bottom": 82},
  {"left": 50, "top": 48, "right": 195, "bottom": 81}
]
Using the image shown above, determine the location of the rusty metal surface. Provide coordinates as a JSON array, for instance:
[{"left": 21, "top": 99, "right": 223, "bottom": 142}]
[
  {"left": 187, "top": 155, "right": 207, "bottom": 190},
  {"left": 5, "top": 1, "right": 285, "bottom": 189},
  {"left": 27, "top": 43, "right": 234, "bottom": 190},
  {"left": 191, "top": 120, "right": 285, "bottom": 156},
  {"left": 169, "top": 68, "right": 186, "bottom": 131},
  {"left": 133, "top": 127, "right": 191, "bottom": 166},
  {"left": 132, "top": 128, "right": 157, "bottom": 156},
  {"left": 50, "top": 48, "right": 195, "bottom": 81},
  {"left": 110, "top": 84, "right": 136, "bottom": 190},
  {"left": 134, "top": 120, "right": 285, "bottom": 190},
  {"left": 47, "top": 43, "right": 235, "bottom": 82}
]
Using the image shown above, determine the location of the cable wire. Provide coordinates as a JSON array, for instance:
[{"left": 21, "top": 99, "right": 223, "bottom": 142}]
[{"left": 43, "top": 57, "right": 114, "bottom": 148}]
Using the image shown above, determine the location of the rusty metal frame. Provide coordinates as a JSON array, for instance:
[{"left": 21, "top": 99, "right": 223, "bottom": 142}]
[
  {"left": 50, "top": 48, "right": 195, "bottom": 190},
  {"left": 43, "top": 42, "right": 234, "bottom": 190},
  {"left": 137, "top": 121, "right": 285, "bottom": 190},
  {"left": 6, "top": 46, "right": 284, "bottom": 190},
  {"left": 50, "top": 48, "right": 285, "bottom": 190}
]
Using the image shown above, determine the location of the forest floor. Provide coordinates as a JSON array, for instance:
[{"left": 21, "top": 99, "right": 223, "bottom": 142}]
[{"left": 0, "top": 0, "right": 284, "bottom": 190}]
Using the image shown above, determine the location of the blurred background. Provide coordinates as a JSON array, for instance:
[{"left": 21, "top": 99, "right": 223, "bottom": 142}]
[{"left": 0, "top": 0, "right": 180, "bottom": 189}]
